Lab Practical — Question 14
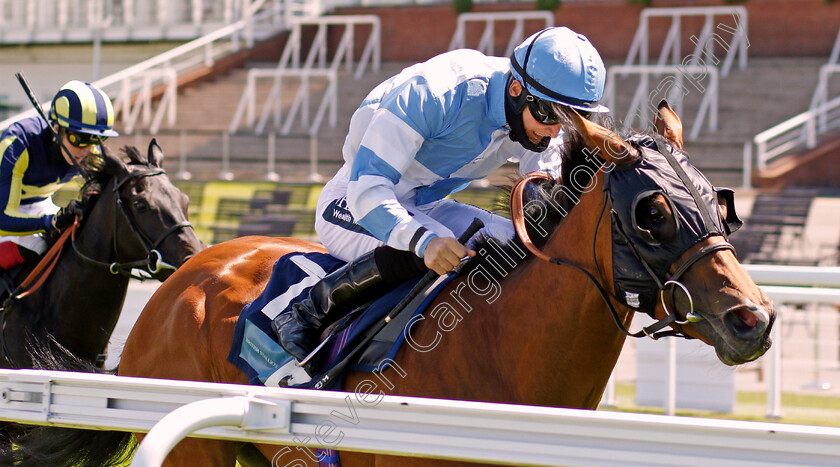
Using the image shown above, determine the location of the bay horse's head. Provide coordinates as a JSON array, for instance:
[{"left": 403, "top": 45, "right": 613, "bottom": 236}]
[
  {"left": 513, "top": 101, "right": 774, "bottom": 365},
  {"left": 578, "top": 101, "right": 774, "bottom": 364},
  {"left": 77, "top": 139, "right": 204, "bottom": 280}
]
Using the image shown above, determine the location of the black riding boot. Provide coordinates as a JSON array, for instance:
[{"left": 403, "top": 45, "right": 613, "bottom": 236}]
[{"left": 271, "top": 250, "right": 387, "bottom": 369}]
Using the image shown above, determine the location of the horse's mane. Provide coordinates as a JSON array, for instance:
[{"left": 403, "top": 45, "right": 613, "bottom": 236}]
[
  {"left": 79, "top": 145, "right": 148, "bottom": 202},
  {"left": 463, "top": 121, "right": 614, "bottom": 280}
]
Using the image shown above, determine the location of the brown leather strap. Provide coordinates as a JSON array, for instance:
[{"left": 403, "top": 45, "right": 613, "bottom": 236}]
[
  {"left": 510, "top": 172, "right": 554, "bottom": 262},
  {"left": 15, "top": 218, "right": 78, "bottom": 299}
]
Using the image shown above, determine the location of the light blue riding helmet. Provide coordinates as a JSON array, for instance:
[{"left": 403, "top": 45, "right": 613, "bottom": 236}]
[{"left": 510, "top": 27, "right": 609, "bottom": 114}]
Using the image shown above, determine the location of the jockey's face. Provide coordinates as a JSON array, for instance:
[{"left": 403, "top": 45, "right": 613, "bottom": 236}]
[
  {"left": 56, "top": 127, "right": 94, "bottom": 167},
  {"left": 522, "top": 102, "right": 563, "bottom": 144},
  {"left": 508, "top": 80, "right": 564, "bottom": 146}
]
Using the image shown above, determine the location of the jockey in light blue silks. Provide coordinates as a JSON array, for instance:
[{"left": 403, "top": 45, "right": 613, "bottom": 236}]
[
  {"left": 273, "top": 27, "right": 610, "bottom": 374},
  {"left": 0, "top": 81, "right": 118, "bottom": 270}
]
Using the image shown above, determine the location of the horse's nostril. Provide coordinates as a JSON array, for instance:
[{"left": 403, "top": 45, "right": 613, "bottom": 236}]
[{"left": 726, "top": 304, "right": 769, "bottom": 338}]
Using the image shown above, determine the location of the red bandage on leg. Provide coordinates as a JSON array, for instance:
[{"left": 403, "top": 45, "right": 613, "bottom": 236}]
[{"left": 0, "top": 242, "right": 26, "bottom": 270}]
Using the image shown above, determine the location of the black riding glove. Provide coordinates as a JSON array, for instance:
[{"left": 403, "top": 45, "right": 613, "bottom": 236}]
[{"left": 50, "top": 199, "right": 86, "bottom": 231}]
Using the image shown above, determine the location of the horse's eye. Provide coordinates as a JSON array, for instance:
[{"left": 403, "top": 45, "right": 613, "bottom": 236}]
[
  {"left": 634, "top": 193, "right": 677, "bottom": 244},
  {"left": 133, "top": 199, "right": 150, "bottom": 213},
  {"left": 649, "top": 206, "right": 664, "bottom": 222}
]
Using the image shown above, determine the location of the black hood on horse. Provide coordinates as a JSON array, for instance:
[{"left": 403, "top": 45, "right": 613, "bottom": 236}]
[{"left": 608, "top": 134, "right": 742, "bottom": 315}]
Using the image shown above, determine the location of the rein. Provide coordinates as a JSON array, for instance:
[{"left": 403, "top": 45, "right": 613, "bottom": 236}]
[
  {"left": 10, "top": 221, "right": 78, "bottom": 300},
  {"left": 510, "top": 171, "right": 730, "bottom": 340},
  {"left": 70, "top": 168, "right": 193, "bottom": 279}
]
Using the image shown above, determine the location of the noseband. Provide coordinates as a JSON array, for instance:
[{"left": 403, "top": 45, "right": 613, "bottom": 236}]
[
  {"left": 511, "top": 140, "right": 736, "bottom": 340},
  {"left": 71, "top": 167, "right": 193, "bottom": 280}
]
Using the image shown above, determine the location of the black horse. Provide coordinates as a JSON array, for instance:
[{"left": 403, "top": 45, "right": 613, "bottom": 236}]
[{"left": 0, "top": 139, "right": 205, "bottom": 370}]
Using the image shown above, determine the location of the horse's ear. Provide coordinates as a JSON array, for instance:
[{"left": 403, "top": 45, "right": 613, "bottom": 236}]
[
  {"left": 568, "top": 109, "right": 639, "bottom": 166},
  {"left": 148, "top": 138, "right": 164, "bottom": 168},
  {"left": 654, "top": 100, "right": 684, "bottom": 150}
]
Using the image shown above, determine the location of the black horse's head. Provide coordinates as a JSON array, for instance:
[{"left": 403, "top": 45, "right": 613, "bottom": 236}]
[{"left": 78, "top": 139, "right": 205, "bottom": 280}]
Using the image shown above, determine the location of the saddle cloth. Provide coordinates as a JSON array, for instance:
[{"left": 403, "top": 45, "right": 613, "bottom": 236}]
[{"left": 227, "top": 251, "right": 454, "bottom": 388}]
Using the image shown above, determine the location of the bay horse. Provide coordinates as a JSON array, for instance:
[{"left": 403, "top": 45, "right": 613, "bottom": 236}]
[
  {"left": 16, "top": 104, "right": 774, "bottom": 466},
  {"left": 0, "top": 139, "right": 204, "bottom": 370}
]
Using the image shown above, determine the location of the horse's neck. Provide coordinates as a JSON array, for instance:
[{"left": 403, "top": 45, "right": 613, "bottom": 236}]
[
  {"left": 509, "top": 184, "right": 630, "bottom": 407},
  {"left": 36, "top": 204, "right": 131, "bottom": 361},
  {"left": 403, "top": 179, "right": 632, "bottom": 409}
]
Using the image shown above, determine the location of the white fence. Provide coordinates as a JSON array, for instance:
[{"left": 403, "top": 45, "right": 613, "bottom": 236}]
[
  {"left": 0, "top": 3, "right": 293, "bottom": 136},
  {"left": 447, "top": 11, "right": 554, "bottom": 58},
  {"left": 0, "top": 369, "right": 839, "bottom": 467},
  {"left": 623, "top": 6, "right": 748, "bottom": 78},
  {"left": 228, "top": 15, "right": 381, "bottom": 136},
  {"left": 604, "top": 64, "right": 718, "bottom": 140},
  {"left": 741, "top": 25, "right": 840, "bottom": 189},
  {"left": 606, "top": 264, "right": 840, "bottom": 420},
  {"left": 0, "top": 0, "right": 299, "bottom": 43},
  {"left": 741, "top": 94, "right": 840, "bottom": 189}
]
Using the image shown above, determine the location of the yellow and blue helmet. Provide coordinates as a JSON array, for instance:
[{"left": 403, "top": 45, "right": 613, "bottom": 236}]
[{"left": 48, "top": 80, "right": 119, "bottom": 138}]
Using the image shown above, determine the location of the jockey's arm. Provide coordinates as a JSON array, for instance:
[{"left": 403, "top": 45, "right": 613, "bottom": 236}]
[
  {"left": 0, "top": 133, "right": 53, "bottom": 235},
  {"left": 345, "top": 84, "right": 467, "bottom": 271}
]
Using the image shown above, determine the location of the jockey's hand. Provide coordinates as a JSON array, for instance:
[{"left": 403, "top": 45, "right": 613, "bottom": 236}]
[
  {"left": 423, "top": 236, "right": 475, "bottom": 275},
  {"left": 50, "top": 200, "right": 85, "bottom": 230}
]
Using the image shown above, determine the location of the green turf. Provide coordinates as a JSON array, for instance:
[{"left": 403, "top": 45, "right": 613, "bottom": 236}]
[{"left": 603, "top": 383, "right": 840, "bottom": 427}]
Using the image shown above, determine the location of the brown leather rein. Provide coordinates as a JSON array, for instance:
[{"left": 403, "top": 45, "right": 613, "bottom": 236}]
[
  {"left": 13, "top": 219, "right": 79, "bottom": 299},
  {"left": 510, "top": 171, "right": 555, "bottom": 262}
]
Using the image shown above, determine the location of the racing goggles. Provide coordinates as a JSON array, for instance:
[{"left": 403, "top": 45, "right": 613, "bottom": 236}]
[
  {"left": 66, "top": 130, "right": 107, "bottom": 148},
  {"left": 526, "top": 94, "right": 592, "bottom": 125}
]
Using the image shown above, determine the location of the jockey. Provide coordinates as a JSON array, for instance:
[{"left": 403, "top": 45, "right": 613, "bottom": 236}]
[
  {"left": 273, "top": 27, "right": 609, "bottom": 371},
  {"left": 0, "top": 80, "right": 118, "bottom": 270}
]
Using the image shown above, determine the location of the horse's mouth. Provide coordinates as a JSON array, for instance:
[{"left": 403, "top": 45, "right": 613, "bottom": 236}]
[{"left": 696, "top": 301, "right": 775, "bottom": 366}]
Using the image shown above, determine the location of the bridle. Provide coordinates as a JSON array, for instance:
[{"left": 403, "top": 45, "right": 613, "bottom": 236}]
[
  {"left": 0, "top": 165, "right": 193, "bottom": 367},
  {"left": 510, "top": 162, "right": 736, "bottom": 340},
  {"left": 71, "top": 166, "right": 193, "bottom": 280}
]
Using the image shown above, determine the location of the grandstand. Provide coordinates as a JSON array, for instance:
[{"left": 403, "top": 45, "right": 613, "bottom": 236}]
[{"left": 3, "top": 0, "right": 839, "bottom": 260}]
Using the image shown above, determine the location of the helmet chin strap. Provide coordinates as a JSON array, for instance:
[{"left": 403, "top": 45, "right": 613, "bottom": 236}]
[{"left": 504, "top": 75, "right": 549, "bottom": 153}]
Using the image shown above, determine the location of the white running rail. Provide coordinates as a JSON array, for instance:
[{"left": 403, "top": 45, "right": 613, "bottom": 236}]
[
  {"left": 624, "top": 6, "right": 748, "bottom": 78},
  {"left": 228, "top": 15, "right": 380, "bottom": 136},
  {"left": 0, "top": 369, "right": 839, "bottom": 467},
  {"left": 447, "top": 11, "right": 554, "bottom": 58},
  {"left": 605, "top": 64, "right": 718, "bottom": 140}
]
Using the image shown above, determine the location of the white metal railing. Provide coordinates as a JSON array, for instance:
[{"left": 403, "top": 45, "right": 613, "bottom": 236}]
[
  {"left": 0, "top": 369, "right": 839, "bottom": 467},
  {"left": 113, "top": 69, "right": 178, "bottom": 134},
  {"left": 0, "top": 0, "right": 295, "bottom": 43},
  {"left": 447, "top": 11, "right": 554, "bottom": 58},
  {"left": 624, "top": 6, "right": 748, "bottom": 78},
  {"left": 228, "top": 15, "right": 380, "bottom": 137},
  {"left": 231, "top": 68, "right": 338, "bottom": 138},
  {"left": 605, "top": 65, "right": 718, "bottom": 140},
  {"left": 606, "top": 264, "right": 840, "bottom": 420},
  {"left": 0, "top": 2, "right": 295, "bottom": 135},
  {"left": 807, "top": 27, "right": 840, "bottom": 137},
  {"left": 741, "top": 94, "right": 840, "bottom": 188}
]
